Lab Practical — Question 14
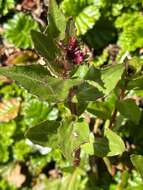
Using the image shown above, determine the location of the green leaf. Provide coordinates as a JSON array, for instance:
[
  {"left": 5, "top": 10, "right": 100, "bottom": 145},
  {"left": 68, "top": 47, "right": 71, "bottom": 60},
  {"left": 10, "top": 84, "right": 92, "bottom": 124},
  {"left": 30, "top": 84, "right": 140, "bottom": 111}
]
[
  {"left": 22, "top": 98, "right": 58, "bottom": 126},
  {"left": 45, "top": 0, "right": 66, "bottom": 40},
  {"left": 87, "top": 101, "right": 113, "bottom": 119},
  {"left": 75, "top": 5, "right": 101, "bottom": 35},
  {"left": 76, "top": 82, "right": 104, "bottom": 102},
  {"left": 116, "top": 12, "right": 143, "bottom": 52},
  {"left": 13, "top": 140, "right": 32, "bottom": 161},
  {"left": 94, "top": 128, "right": 125, "bottom": 157},
  {"left": 84, "top": 65, "right": 104, "bottom": 86},
  {"left": 44, "top": 168, "right": 82, "bottom": 190},
  {"left": 84, "top": 18, "right": 116, "bottom": 49},
  {"left": 3, "top": 13, "right": 39, "bottom": 48},
  {"left": 31, "top": 30, "right": 63, "bottom": 75},
  {"left": 0, "top": 0, "right": 15, "bottom": 16},
  {"left": 58, "top": 119, "right": 90, "bottom": 160},
  {"left": 104, "top": 128, "right": 125, "bottom": 156},
  {"left": 61, "top": 0, "right": 102, "bottom": 35},
  {"left": 101, "top": 64, "right": 124, "bottom": 94},
  {"left": 0, "top": 65, "right": 81, "bottom": 102},
  {"left": 31, "top": 30, "right": 58, "bottom": 62},
  {"left": 127, "top": 76, "right": 143, "bottom": 91},
  {"left": 116, "top": 99, "right": 141, "bottom": 124},
  {"left": 60, "top": 0, "right": 88, "bottom": 17},
  {"left": 130, "top": 155, "right": 143, "bottom": 179},
  {"left": 25, "top": 120, "right": 60, "bottom": 148},
  {"left": 82, "top": 64, "right": 124, "bottom": 95}
]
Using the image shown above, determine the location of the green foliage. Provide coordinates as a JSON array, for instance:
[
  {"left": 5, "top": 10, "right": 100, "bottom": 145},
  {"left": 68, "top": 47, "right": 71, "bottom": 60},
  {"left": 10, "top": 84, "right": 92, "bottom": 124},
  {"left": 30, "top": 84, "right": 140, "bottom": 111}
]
[
  {"left": 13, "top": 140, "right": 32, "bottom": 161},
  {"left": 116, "top": 12, "right": 143, "bottom": 52},
  {"left": 26, "top": 120, "right": 60, "bottom": 147},
  {"left": 22, "top": 98, "right": 58, "bottom": 126},
  {"left": 45, "top": 0, "right": 66, "bottom": 39},
  {"left": 116, "top": 99, "right": 141, "bottom": 124},
  {"left": 3, "top": 13, "right": 39, "bottom": 48},
  {"left": 0, "top": 65, "right": 81, "bottom": 102},
  {"left": 0, "top": 121, "right": 16, "bottom": 163},
  {"left": 58, "top": 119, "right": 90, "bottom": 160},
  {"left": 1, "top": 0, "right": 143, "bottom": 189},
  {"left": 0, "top": 0, "right": 15, "bottom": 16},
  {"left": 130, "top": 155, "right": 143, "bottom": 179},
  {"left": 61, "top": 0, "right": 102, "bottom": 35}
]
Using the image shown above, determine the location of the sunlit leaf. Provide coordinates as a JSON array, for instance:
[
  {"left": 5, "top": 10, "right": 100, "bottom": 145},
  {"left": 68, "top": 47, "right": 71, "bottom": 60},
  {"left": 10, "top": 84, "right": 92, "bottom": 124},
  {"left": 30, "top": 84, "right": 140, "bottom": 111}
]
[
  {"left": 58, "top": 119, "right": 90, "bottom": 160},
  {"left": 0, "top": 65, "right": 81, "bottom": 102},
  {"left": 3, "top": 13, "right": 39, "bottom": 48}
]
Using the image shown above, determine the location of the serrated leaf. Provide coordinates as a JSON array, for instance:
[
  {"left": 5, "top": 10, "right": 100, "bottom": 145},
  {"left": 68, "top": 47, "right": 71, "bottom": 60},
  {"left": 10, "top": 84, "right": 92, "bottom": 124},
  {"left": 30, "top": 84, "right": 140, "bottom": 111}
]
[
  {"left": 3, "top": 13, "right": 39, "bottom": 48},
  {"left": 130, "top": 155, "right": 143, "bottom": 179},
  {"left": 61, "top": 0, "right": 102, "bottom": 35},
  {"left": 0, "top": 65, "right": 81, "bottom": 102},
  {"left": 116, "top": 12, "right": 143, "bottom": 52},
  {"left": 22, "top": 99, "right": 57, "bottom": 126},
  {"left": 75, "top": 5, "right": 101, "bottom": 35},
  {"left": 45, "top": 0, "right": 66, "bottom": 40},
  {"left": 58, "top": 119, "right": 90, "bottom": 160},
  {"left": 0, "top": 98, "right": 20, "bottom": 122},
  {"left": 25, "top": 120, "right": 60, "bottom": 148},
  {"left": 116, "top": 99, "right": 141, "bottom": 124}
]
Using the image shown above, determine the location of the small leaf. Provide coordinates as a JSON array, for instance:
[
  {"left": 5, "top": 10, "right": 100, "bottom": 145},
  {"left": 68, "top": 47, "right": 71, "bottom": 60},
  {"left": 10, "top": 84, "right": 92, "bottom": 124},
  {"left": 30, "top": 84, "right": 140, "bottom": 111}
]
[
  {"left": 31, "top": 30, "right": 63, "bottom": 75},
  {"left": 130, "top": 155, "right": 143, "bottom": 179},
  {"left": 104, "top": 128, "right": 125, "bottom": 157},
  {"left": 94, "top": 128, "right": 125, "bottom": 157},
  {"left": 58, "top": 119, "right": 90, "bottom": 160},
  {"left": 116, "top": 99, "right": 141, "bottom": 124},
  {"left": 25, "top": 120, "right": 60, "bottom": 148},
  {"left": 0, "top": 65, "right": 81, "bottom": 102},
  {"left": 45, "top": 0, "right": 66, "bottom": 40},
  {"left": 101, "top": 64, "right": 124, "bottom": 94}
]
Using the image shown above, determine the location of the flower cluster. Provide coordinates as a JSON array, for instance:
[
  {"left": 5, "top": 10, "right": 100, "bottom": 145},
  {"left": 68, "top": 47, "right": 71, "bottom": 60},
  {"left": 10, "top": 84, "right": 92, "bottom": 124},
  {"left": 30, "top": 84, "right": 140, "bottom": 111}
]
[{"left": 66, "top": 37, "right": 85, "bottom": 65}]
